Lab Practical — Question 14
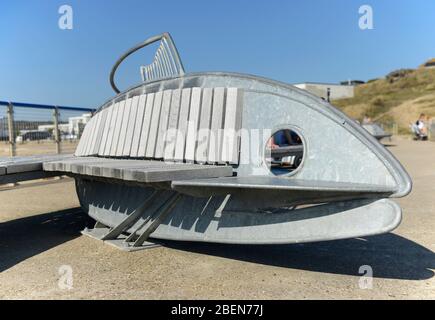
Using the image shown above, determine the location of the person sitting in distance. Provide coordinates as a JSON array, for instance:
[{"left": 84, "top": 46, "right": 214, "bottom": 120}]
[
  {"left": 416, "top": 113, "right": 428, "bottom": 136},
  {"left": 362, "top": 114, "right": 372, "bottom": 125}
]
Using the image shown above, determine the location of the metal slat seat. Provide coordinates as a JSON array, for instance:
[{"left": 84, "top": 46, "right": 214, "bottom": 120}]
[
  {"left": 43, "top": 157, "right": 233, "bottom": 183},
  {"left": 0, "top": 154, "right": 74, "bottom": 184},
  {"left": 0, "top": 154, "right": 74, "bottom": 175}
]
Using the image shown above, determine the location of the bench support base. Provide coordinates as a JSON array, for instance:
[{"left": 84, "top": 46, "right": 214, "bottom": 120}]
[
  {"left": 81, "top": 224, "right": 161, "bottom": 252},
  {"left": 76, "top": 178, "right": 403, "bottom": 247}
]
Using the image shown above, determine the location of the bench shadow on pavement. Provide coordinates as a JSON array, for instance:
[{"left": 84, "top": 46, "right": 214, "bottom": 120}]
[
  {"left": 161, "top": 234, "right": 434, "bottom": 281},
  {"left": 0, "top": 208, "right": 93, "bottom": 272},
  {"left": 0, "top": 209, "right": 433, "bottom": 281}
]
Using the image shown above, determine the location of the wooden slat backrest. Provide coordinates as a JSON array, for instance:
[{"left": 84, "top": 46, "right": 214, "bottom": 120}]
[{"left": 76, "top": 87, "right": 243, "bottom": 164}]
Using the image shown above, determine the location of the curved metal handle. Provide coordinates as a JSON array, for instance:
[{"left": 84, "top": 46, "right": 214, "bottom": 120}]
[{"left": 109, "top": 32, "right": 185, "bottom": 94}]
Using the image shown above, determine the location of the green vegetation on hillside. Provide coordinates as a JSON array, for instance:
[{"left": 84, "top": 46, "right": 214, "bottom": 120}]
[{"left": 332, "top": 67, "right": 435, "bottom": 133}]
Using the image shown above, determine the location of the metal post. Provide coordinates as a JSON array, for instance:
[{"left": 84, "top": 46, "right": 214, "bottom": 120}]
[
  {"left": 53, "top": 107, "right": 61, "bottom": 154},
  {"left": 7, "top": 103, "right": 16, "bottom": 157}
]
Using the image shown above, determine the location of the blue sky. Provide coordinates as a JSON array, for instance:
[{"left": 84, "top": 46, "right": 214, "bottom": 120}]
[{"left": 1, "top": 0, "right": 434, "bottom": 108}]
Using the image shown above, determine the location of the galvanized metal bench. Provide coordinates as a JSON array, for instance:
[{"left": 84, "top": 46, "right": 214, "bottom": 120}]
[
  {"left": 3, "top": 33, "right": 411, "bottom": 251},
  {"left": 362, "top": 123, "right": 392, "bottom": 140}
]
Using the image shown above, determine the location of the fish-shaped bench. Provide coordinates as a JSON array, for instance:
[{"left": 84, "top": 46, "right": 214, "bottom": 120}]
[{"left": 2, "top": 33, "right": 412, "bottom": 251}]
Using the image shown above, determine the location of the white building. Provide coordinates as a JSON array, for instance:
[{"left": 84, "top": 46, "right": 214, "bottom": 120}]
[
  {"left": 293, "top": 82, "right": 355, "bottom": 100},
  {"left": 67, "top": 113, "right": 92, "bottom": 136},
  {"left": 37, "top": 123, "right": 70, "bottom": 132},
  {"left": 38, "top": 113, "right": 92, "bottom": 138},
  {"left": 422, "top": 58, "right": 435, "bottom": 69}
]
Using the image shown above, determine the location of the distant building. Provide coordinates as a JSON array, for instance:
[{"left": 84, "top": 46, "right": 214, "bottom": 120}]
[
  {"left": 37, "top": 113, "right": 91, "bottom": 138},
  {"left": 339, "top": 80, "right": 365, "bottom": 86},
  {"left": 0, "top": 116, "right": 8, "bottom": 141},
  {"left": 421, "top": 58, "right": 435, "bottom": 68},
  {"left": 293, "top": 82, "right": 355, "bottom": 100},
  {"left": 37, "top": 124, "right": 70, "bottom": 132},
  {"left": 68, "top": 113, "right": 92, "bottom": 137}
]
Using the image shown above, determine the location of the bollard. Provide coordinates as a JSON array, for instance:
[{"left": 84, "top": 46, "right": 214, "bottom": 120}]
[
  {"left": 53, "top": 107, "right": 61, "bottom": 154},
  {"left": 7, "top": 103, "right": 16, "bottom": 157}
]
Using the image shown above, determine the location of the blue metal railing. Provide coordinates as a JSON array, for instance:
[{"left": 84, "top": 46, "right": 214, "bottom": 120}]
[
  {"left": 0, "top": 100, "right": 95, "bottom": 113},
  {"left": 0, "top": 100, "right": 96, "bottom": 156}
]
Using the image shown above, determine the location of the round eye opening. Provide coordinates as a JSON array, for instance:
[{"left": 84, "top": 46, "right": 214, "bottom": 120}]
[{"left": 265, "top": 129, "right": 304, "bottom": 176}]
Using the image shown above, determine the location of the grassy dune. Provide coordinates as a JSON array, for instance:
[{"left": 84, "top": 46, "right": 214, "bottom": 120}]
[{"left": 332, "top": 67, "right": 435, "bottom": 134}]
